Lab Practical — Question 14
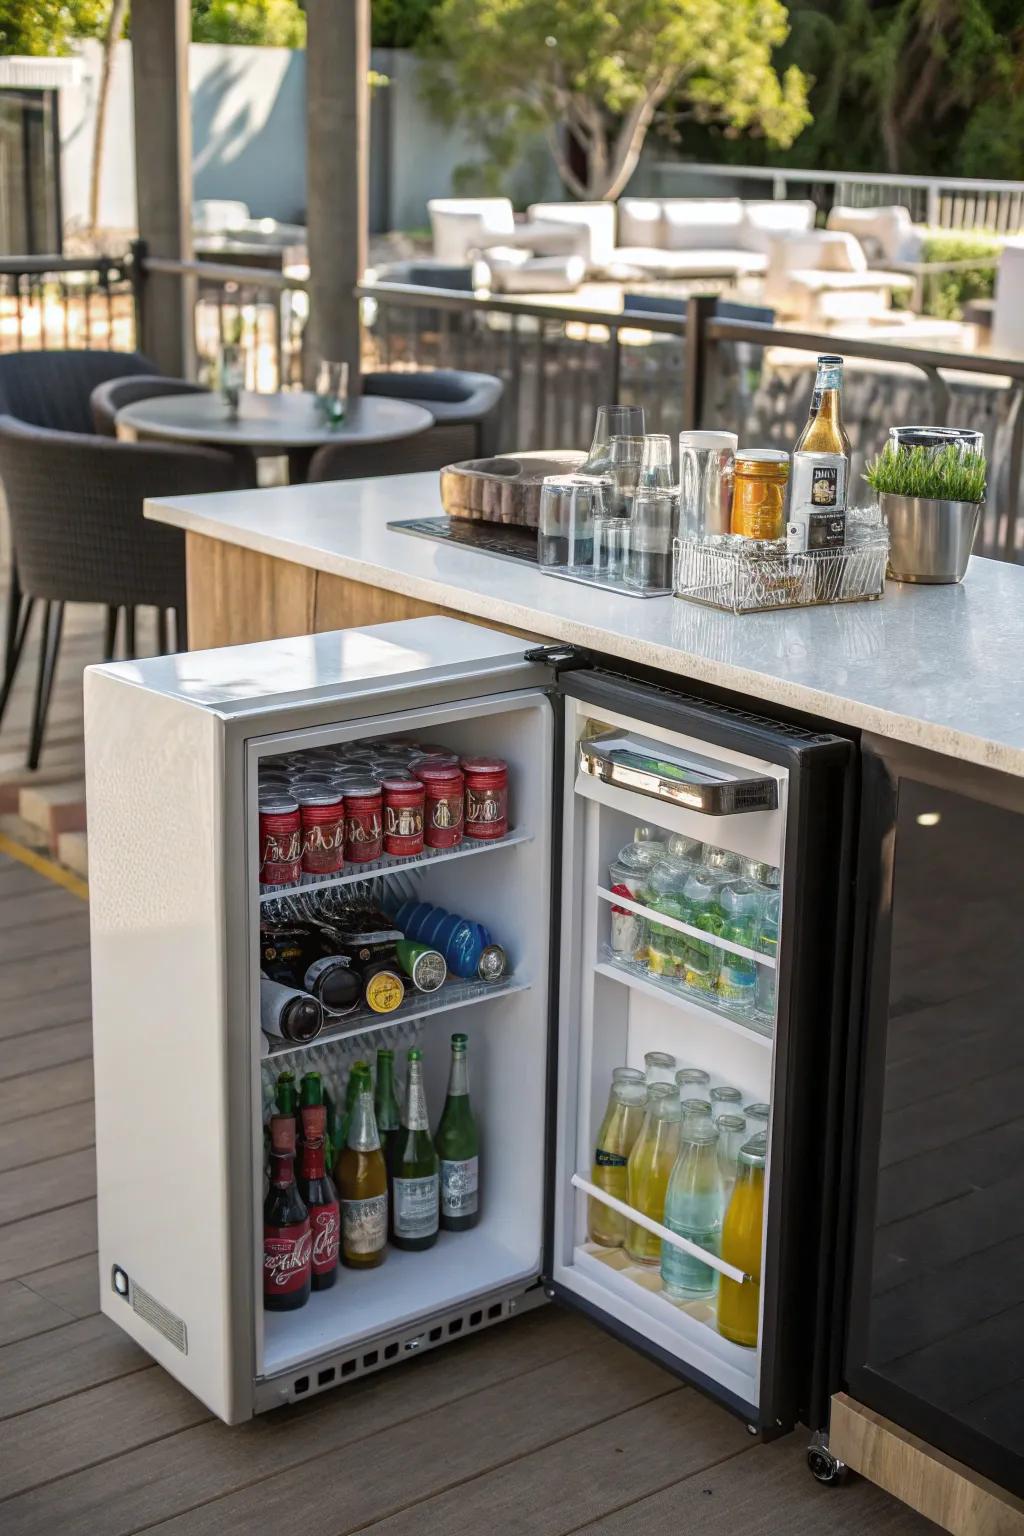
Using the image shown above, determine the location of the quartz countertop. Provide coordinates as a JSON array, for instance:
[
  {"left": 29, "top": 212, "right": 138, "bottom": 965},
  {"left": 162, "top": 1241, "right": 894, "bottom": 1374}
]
[{"left": 147, "top": 472, "right": 1024, "bottom": 777}]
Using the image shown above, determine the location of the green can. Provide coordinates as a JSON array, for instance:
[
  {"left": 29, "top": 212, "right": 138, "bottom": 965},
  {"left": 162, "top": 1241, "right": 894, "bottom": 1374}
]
[{"left": 396, "top": 939, "right": 447, "bottom": 993}]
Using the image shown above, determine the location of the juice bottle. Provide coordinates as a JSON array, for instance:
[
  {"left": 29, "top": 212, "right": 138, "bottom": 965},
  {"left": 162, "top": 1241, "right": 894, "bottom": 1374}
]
[
  {"left": 625, "top": 1085, "right": 681, "bottom": 1264},
  {"left": 589, "top": 1075, "right": 647, "bottom": 1246},
  {"left": 661, "top": 1113, "right": 723, "bottom": 1300},
  {"left": 717, "top": 1136, "right": 766, "bottom": 1347}
]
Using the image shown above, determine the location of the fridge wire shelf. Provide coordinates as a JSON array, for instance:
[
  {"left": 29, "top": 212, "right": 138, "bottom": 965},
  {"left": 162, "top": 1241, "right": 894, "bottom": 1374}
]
[{"left": 672, "top": 527, "right": 889, "bottom": 614}]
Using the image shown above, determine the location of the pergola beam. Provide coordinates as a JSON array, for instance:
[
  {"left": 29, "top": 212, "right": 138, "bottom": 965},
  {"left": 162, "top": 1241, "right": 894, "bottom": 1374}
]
[{"left": 304, "top": 0, "right": 369, "bottom": 390}]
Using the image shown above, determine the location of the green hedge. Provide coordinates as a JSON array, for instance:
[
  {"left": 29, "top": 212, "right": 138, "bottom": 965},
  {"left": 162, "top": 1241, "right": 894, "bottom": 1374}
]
[{"left": 918, "top": 231, "right": 1002, "bottom": 320}]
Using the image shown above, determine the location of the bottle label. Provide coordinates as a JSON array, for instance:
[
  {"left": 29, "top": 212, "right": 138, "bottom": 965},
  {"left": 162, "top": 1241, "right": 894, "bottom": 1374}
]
[
  {"left": 263, "top": 1221, "right": 311, "bottom": 1295},
  {"left": 790, "top": 455, "right": 847, "bottom": 516},
  {"left": 394, "top": 1174, "right": 440, "bottom": 1238},
  {"left": 440, "top": 1157, "right": 478, "bottom": 1217},
  {"left": 342, "top": 1193, "right": 388, "bottom": 1255},
  {"left": 309, "top": 1202, "right": 340, "bottom": 1274},
  {"left": 595, "top": 1149, "right": 628, "bottom": 1168}
]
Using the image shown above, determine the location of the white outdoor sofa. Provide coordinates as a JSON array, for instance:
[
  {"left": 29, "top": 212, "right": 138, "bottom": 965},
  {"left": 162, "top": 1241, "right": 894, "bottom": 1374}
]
[{"left": 762, "top": 221, "right": 917, "bottom": 325}]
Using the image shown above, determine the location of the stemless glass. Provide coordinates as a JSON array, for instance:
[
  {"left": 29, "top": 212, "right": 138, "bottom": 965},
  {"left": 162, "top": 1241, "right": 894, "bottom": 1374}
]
[
  {"left": 218, "top": 342, "right": 245, "bottom": 419},
  {"left": 626, "top": 488, "right": 677, "bottom": 590},
  {"left": 315, "top": 359, "right": 350, "bottom": 425},
  {"left": 583, "top": 404, "right": 646, "bottom": 475},
  {"left": 538, "top": 474, "right": 610, "bottom": 571},
  {"left": 608, "top": 435, "right": 644, "bottom": 517},
  {"left": 637, "top": 434, "right": 675, "bottom": 491}
]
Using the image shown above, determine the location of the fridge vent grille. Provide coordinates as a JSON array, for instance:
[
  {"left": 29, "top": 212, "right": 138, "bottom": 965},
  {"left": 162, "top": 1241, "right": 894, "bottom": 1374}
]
[
  {"left": 586, "top": 669, "right": 836, "bottom": 744},
  {"left": 131, "top": 1282, "right": 188, "bottom": 1354}
]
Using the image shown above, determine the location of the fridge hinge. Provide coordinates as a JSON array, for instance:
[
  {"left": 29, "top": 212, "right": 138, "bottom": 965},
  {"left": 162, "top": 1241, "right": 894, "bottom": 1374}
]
[{"left": 524, "top": 644, "right": 592, "bottom": 675}]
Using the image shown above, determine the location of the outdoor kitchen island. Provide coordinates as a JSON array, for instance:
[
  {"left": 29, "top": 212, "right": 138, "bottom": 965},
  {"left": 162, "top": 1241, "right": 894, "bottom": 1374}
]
[{"left": 145, "top": 470, "right": 1024, "bottom": 1535}]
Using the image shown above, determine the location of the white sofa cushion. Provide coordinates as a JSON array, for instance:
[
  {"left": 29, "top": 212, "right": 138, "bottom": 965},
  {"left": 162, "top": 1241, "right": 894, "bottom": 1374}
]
[
  {"left": 482, "top": 249, "right": 585, "bottom": 293},
  {"left": 617, "top": 199, "right": 665, "bottom": 249},
  {"left": 428, "top": 198, "right": 515, "bottom": 263},
  {"left": 608, "top": 246, "right": 767, "bottom": 278},
  {"left": 740, "top": 199, "right": 816, "bottom": 253},
  {"left": 826, "top": 204, "right": 923, "bottom": 264},
  {"left": 527, "top": 202, "right": 618, "bottom": 268},
  {"left": 659, "top": 198, "right": 745, "bottom": 251}
]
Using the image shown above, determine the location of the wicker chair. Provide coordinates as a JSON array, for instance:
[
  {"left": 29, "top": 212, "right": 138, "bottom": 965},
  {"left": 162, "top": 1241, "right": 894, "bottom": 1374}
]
[
  {"left": 307, "top": 369, "right": 504, "bottom": 483},
  {"left": 90, "top": 374, "right": 208, "bottom": 437},
  {"left": 0, "top": 417, "right": 239, "bottom": 767}
]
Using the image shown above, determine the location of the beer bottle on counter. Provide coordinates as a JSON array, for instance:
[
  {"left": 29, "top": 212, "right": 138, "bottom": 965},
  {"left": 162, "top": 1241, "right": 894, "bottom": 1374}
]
[
  {"left": 336, "top": 1067, "right": 388, "bottom": 1268},
  {"left": 374, "top": 1049, "right": 402, "bottom": 1180},
  {"left": 435, "top": 1033, "right": 479, "bottom": 1231},
  {"left": 263, "top": 1117, "right": 311, "bottom": 1311},
  {"left": 393, "top": 1049, "right": 440, "bottom": 1251},
  {"left": 789, "top": 354, "right": 851, "bottom": 552},
  {"left": 261, "top": 978, "right": 324, "bottom": 1044},
  {"left": 298, "top": 1103, "right": 340, "bottom": 1290}
]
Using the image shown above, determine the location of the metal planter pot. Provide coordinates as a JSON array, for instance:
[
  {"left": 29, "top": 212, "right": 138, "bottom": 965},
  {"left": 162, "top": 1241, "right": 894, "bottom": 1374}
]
[{"left": 880, "top": 492, "right": 983, "bottom": 584}]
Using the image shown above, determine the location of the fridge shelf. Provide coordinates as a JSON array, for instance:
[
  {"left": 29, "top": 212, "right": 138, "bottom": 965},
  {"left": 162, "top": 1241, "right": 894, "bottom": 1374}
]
[
  {"left": 571, "top": 1173, "right": 749, "bottom": 1283},
  {"left": 259, "top": 828, "right": 532, "bottom": 901},
  {"left": 595, "top": 886, "right": 776, "bottom": 968},
  {"left": 262, "top": 974, "right": 530, "bottom": 1059},
  {"left": 594, "top": 957, "right": 774, "bottom": 1049}
]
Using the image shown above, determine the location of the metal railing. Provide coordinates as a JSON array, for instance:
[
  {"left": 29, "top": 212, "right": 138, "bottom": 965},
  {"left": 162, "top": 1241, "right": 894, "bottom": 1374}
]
[
  {"left": 649, "top": 161, "right": 1024, "bottom": 233},
  {"left": 0, "top": 255, "right": 136, "bottom": 353}
]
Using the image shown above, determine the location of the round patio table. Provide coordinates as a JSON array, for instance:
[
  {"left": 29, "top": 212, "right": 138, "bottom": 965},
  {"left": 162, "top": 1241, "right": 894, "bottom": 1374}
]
[{"left": 116, "top": 390, "right": 434, "bottom": 482}]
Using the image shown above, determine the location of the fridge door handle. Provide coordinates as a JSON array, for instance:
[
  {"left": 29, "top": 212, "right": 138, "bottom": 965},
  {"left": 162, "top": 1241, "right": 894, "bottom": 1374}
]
[{"left": 570, "top": 1174, "right": 752, "bottom": 1286}]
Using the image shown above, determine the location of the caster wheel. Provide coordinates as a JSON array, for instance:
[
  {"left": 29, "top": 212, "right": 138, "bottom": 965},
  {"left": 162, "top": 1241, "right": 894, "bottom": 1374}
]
[{"left": 807, "top": 1433, "right": 847, "bottom": 1485}]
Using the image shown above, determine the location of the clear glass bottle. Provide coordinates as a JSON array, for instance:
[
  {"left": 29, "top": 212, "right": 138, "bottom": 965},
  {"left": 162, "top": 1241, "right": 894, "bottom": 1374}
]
[
  {"left": 789, "top": 354, "right": 851, "bottom": 553},
  {"left": 661, "top": 1113, "right": 723, "bottom": 1301},
  {"left": 613, "top": 1066, "right": 646, "bottom": 1085},
  {"left": 715, "top": 1112, "right": 748, "bottom": 1192},
  {"left": 677, "top": 430, "right": 737, "bottom": 540},
  {"left": 676, "top": 1066, "right": 710, "bottom": 1098},
  {"left": 336, "top": 1069, "right": 388, "bottom": 1269},
  {"left": 644, "top": 1051, "right": 677, "bottom": 1086},
  {"left": 710, "top": 1085, "right": 743, "bottom": 1120},
  {"left": 755, "top": 889, "right": 781, "bottom": 1018},
  {"left": 589, "top": 1077, "right": 648, "bottom": 1247},
  {"left": 435, "top": 1032, "right": 480, "bottom": 1230},
  {"left": 717, "top": 1136, "right": 766, "bottom": 1347},
  {"left": 392, "top": 1049, "right": 439, "bottom": 1252},
  {"left": 680, "top": 1096, "right": 713, "bottom": 1127},
  {"left": 743, "top": 1103, "right": 770, "bottom": 1138},
  {"left": 717, "top": 879, "right": 762, "bottom": 1013},
  {"left": 625, "top": 1084, "right": 681, "bottom": 1264}
]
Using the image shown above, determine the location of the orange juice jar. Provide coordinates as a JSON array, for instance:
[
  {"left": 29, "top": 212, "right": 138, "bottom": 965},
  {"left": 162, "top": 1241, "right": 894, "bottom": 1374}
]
[
  {"left": 730, "top": 450, "right": 789, "bottom": 541},
  {"left": 716, "top": 1136, "right": 765, "bottom": 1346}
]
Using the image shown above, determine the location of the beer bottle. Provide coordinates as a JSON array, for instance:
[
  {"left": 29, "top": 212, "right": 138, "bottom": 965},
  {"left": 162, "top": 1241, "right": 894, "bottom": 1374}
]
[
  {"left": 297, "top": 1104, "right": 340, "bottom": 1290},
  {"left": 338, "top": 1058, "right": 369, "bottom": 1148},
  {"left": 263, "top": 1118, "right": 311, "bottom": 1310},
  {"left": 374, "top": 1049, "right": 402, "bottom": 1179},
  {"left": 788, "top": 354, "right": 851, "bottom": 552},
  {"left": 336, "top": 1069, "right": 388, "bottom": 1268},
  {"left": 300, "top": 1070, "right": 333, "bottom": 1169},
  {"left": 273, "top": 1070, "right": 301, "bottom": 1155},
  {"left": 435, "top": 1032, "right": 479, "bottom": 1230},
  {"left": 393, "top": 1049, "right": 440, "bottom": 1251}
]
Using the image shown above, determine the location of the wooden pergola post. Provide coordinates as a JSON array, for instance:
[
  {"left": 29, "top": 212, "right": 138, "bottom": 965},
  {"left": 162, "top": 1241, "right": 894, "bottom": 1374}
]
[
  {"left": 304, "top": 0, "right": 369, "bottom": 391},
  {"left": 131, "top": 0, "right": 194, "bottom": 376}
]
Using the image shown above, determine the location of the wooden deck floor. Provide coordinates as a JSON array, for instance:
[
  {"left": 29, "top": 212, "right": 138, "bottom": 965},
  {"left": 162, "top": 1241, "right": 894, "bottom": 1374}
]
[{"left": 0, "top": 848, "right": 939, "bottom": 1535}]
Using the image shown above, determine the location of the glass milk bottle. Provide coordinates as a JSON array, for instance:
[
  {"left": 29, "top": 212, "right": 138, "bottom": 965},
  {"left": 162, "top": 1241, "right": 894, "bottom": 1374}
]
[
  {"left": 589, "top": 1077, "right": 648, "bottom": 1247},
  {"left": 661, "top": 1113, "right": 723, "bottom": 1300},
  {"left": 625, "top": 1085, "right": 681, "bottom": 1264}
]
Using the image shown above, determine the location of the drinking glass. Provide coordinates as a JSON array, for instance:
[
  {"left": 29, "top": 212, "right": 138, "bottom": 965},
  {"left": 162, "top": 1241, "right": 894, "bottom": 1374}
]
[
  {"left": 538, "top": 474, "right": 610, "bottom": 572},
  {"left": 315, "top": 359, "right": 349, "bottom": 426},
  {"left": 637, "top": 434, "right": 674, "bottom": 491},
  {"left": 678, "top": 430, "right": 738, "bottom": 540},
  {"left": 582, "top": 404, "right": 646, "bottom": 475},
  {"left": 593, "top": 511, "right": 630, "bottom": 580},
  {"left": 218, "top": 342, "right": 245, "bottom": 420},
  {"left": 608, "top": 435, "right": 644, "bottom": 517},
  {"left": 626, "top": 488, "right": 677, "bottom": 590}
]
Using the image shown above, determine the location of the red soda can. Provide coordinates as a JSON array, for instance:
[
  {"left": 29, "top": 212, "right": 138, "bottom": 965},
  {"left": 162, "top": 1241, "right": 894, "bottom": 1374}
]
[
  {"left": 259, "top": 790, "right": 301, "bottom": 885},
  {"left": 418, "top": 763, "right": 465, "bottom": 848},
  {"left": 461, "top": 756, "right": 509, "bottom": 839},
  {"left": 294, "top": 784, "right": 345, "bottom": 875},
  {"left": 382, "top": 777, "right": 425, "bottom": 856},
  {"left": 344, "top": 780, "right": 383, "bottom": 863}
]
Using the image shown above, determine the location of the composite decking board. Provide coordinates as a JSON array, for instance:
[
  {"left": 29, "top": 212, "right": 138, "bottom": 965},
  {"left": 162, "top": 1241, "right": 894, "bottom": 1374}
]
[
  {"left": 0, "top": 1058, "right": 95, "bottom": 1124},
  {"left": 0, "top": 914, "right": 90, "bottom": 964},
  {"left": 18, "top": 1252, "right": 100, "bottom": 1320},
  {"left": 569, "top": 1434, "right": 939, "bottom": 1534},
  {"left": 0, "top": 980, "right": 94, "bottom": 1039},
  {"left": 0, "top": 945, "right": 92, "bottom": 1005},
  {"left": 0, "top": 1309, "right": 597, "bottom": 1536},
  {"left": 0, "top": 1100, "right": 95, "bottom": 1174},
  {"left": 0, "top": 1146, "right": 97, "bottom": 1227},
  {"left": 353, "top": 1388, "right": 747, "bottom": 1536},
  {"left": 0, "top": 1278, "right": 77, "bottom": 1349},
  {"left": 122, "top": 1343, "right": 679, "bottom": 1536},
  {"left": 0, "top": 1198, "right": 98, "bottom": 1282},
  {"left": 0, "top": 1312, "right": 149, "bottom": 1420},
  {"left": 0, "top": 1021, "right": 94, "bottom": 1081},
  {"left": 0, "top": 886, "right": 86, "bottom": 928}
]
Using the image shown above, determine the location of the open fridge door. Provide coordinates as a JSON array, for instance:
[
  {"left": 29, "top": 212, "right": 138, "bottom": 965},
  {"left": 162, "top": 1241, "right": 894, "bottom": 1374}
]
[{"left": 545, "top": 663, "right": 855, "bottom": 1433}]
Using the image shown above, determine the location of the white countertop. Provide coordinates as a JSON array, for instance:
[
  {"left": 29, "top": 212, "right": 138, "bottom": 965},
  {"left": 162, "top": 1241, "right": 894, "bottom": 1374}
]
[{"left": 147, "top": 472, "right": 1024, "bottom": 777}]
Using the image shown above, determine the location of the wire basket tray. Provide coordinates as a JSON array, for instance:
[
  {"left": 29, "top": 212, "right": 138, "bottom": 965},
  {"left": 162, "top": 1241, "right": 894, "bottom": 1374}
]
[{"left": 672, "top": 528, "right": 889, "bottom": 615}]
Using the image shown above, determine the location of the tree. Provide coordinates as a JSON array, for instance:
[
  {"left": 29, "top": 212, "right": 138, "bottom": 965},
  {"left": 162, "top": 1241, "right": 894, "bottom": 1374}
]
[
  {"left": 190, "top": 0, "right": 306, "bottom": 46},
  {"left": 88, "top": 0, "right": 128, "bottom": 234},
  {"left": 423, "top": 0, "right": 810, "bottom": 201},
  {"left": 0, "top": 0, "right": 107, "bottom": 54}
]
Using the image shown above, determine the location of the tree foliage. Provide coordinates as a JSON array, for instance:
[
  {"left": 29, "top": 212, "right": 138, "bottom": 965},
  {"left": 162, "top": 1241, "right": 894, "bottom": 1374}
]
[
  {"left": 191, "top": 0, "right": 306, "bottom": 47},
  {"left": 0, "top": 0, "right": 108, "bottom": 54},
  {"left": 423, "top": 0, "right": 810, "bottom": 200}
]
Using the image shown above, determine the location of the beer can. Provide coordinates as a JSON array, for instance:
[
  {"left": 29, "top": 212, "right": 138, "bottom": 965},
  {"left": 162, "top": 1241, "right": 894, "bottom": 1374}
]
[
  {"left": 259, "top": 790, "right": 301, "bottom": 885},
  {"left": 363, "top": 961, "right": 405, "bottom": 1014},
  {"left": 461, "top": 756, "right": 509, "bottom": 840},
  {"left": 343, "top": 780, "right": 383, "bottom": 863},
  {"left": 382, "top": 777, "right": 425, "bottom": 857}
]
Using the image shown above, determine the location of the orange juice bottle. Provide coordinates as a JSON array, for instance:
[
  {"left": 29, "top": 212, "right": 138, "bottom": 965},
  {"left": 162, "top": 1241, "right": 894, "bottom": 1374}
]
[{"left": 717, "top": 1136, "right": 765, "bottom": 1347}]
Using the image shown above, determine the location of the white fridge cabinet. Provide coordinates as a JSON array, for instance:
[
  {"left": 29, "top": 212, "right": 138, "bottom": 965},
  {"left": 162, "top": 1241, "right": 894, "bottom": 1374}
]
[{"left": 85, "top": 616, "right": 854, "bottom": 1431}]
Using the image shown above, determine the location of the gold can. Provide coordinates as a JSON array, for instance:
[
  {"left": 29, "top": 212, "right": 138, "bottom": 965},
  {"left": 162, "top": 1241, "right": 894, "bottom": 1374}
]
[
  {"left": 731, "top": 450, "right": 790, "bottom": 540},
  {"left": 364, "top": 966, "right": 405, "bottom": 1014}
]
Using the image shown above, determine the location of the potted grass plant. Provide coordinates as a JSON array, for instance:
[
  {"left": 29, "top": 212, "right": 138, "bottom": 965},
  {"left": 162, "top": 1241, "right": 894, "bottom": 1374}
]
[{"left": 864, "top": 440, "right": 986, "bottom": 584}]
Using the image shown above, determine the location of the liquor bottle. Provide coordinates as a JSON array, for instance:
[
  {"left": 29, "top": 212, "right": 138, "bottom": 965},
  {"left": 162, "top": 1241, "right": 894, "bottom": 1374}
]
[
  {"left": 336, "top": 1069, "right": 388, "bottom": 1268},
  {"left": 263, "top": 1119, "right": 311, "bottom": 1310},
  {"left": 260, "top": 924, "right": 362, "bottom": 1015},
  {"left": 435, "top": 1032, "right": 479, "bottom": 1230},
  {"left": 260, "top": 977, "right": 324, "bottom": 1044},
  {"left": 392, "top": 1049, "right": 440, "bottom": 1251},
  {"left": 625, "top": 1084, "right": 681, "bottom": 1264},
  {"left": 297, "top": 1104, "right": 340, "bottom": 1290},
  {"left": 661, "top": 1112, "right": 723, "bottom": 1300},
  {"left": 717, "top": 1135, "right": 766, "bottom": 1347},
  {"left": 589, "top": 1075, "right": 647, "bottom": 1247},
  {"left": 374, "top": 1049, "right": 402, "bottom": 1182},
  {"left": 788, "top": 354, "right": 851, "bottom": 552},
  {"left": 300, "top": 1072, "right": 334, "bottom": 1175}
]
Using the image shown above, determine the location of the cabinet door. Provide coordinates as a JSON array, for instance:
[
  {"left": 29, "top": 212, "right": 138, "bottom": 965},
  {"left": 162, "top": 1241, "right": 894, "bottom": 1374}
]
[{"left": 845, "top": 739, "right": 1024, "bottom": 1497}]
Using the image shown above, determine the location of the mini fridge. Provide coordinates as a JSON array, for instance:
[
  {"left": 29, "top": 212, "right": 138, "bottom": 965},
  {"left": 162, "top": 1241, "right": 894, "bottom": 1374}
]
[{"left": 85, "top": 616, "right": 855, "bottom": 1428}]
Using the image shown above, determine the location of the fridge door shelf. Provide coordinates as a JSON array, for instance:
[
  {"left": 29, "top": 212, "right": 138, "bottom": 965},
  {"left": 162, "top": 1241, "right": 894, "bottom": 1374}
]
[
  {"left": 571, "top": 1173, "right": 750, "bottom": 1284},
  {"left": 259, "top": 827, "right": 532, "bottom": 901},
  {"left": 594, "top": 958, "right": 775, "bottom": 1048},
  {"left": 262, "top": 973, "right": 530, "bottom": 1059},
  {"left": 596, "top": 886, "right": 776, "bottom": 968}
]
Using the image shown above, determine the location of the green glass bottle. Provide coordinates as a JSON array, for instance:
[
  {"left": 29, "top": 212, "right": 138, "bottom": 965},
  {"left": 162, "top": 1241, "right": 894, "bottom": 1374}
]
[
  {"left": 338, "top": 1059, "right": 369, "bottom": 1150},
  {"left": 392, "top": 1049, "right": 440, "bottom": 1251},
  {"left": 300, "top": 1071, "right": 334, "bottom": 1171},
  {"left": 274, "top": 1070, "right": 300, "bottom": 1151},
  {"left": 435, "top": 1032, "right": 479, "bottom": 1231},
  {"left": 374, "top": 1049, "right": 402, "bottom": 1177}
]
